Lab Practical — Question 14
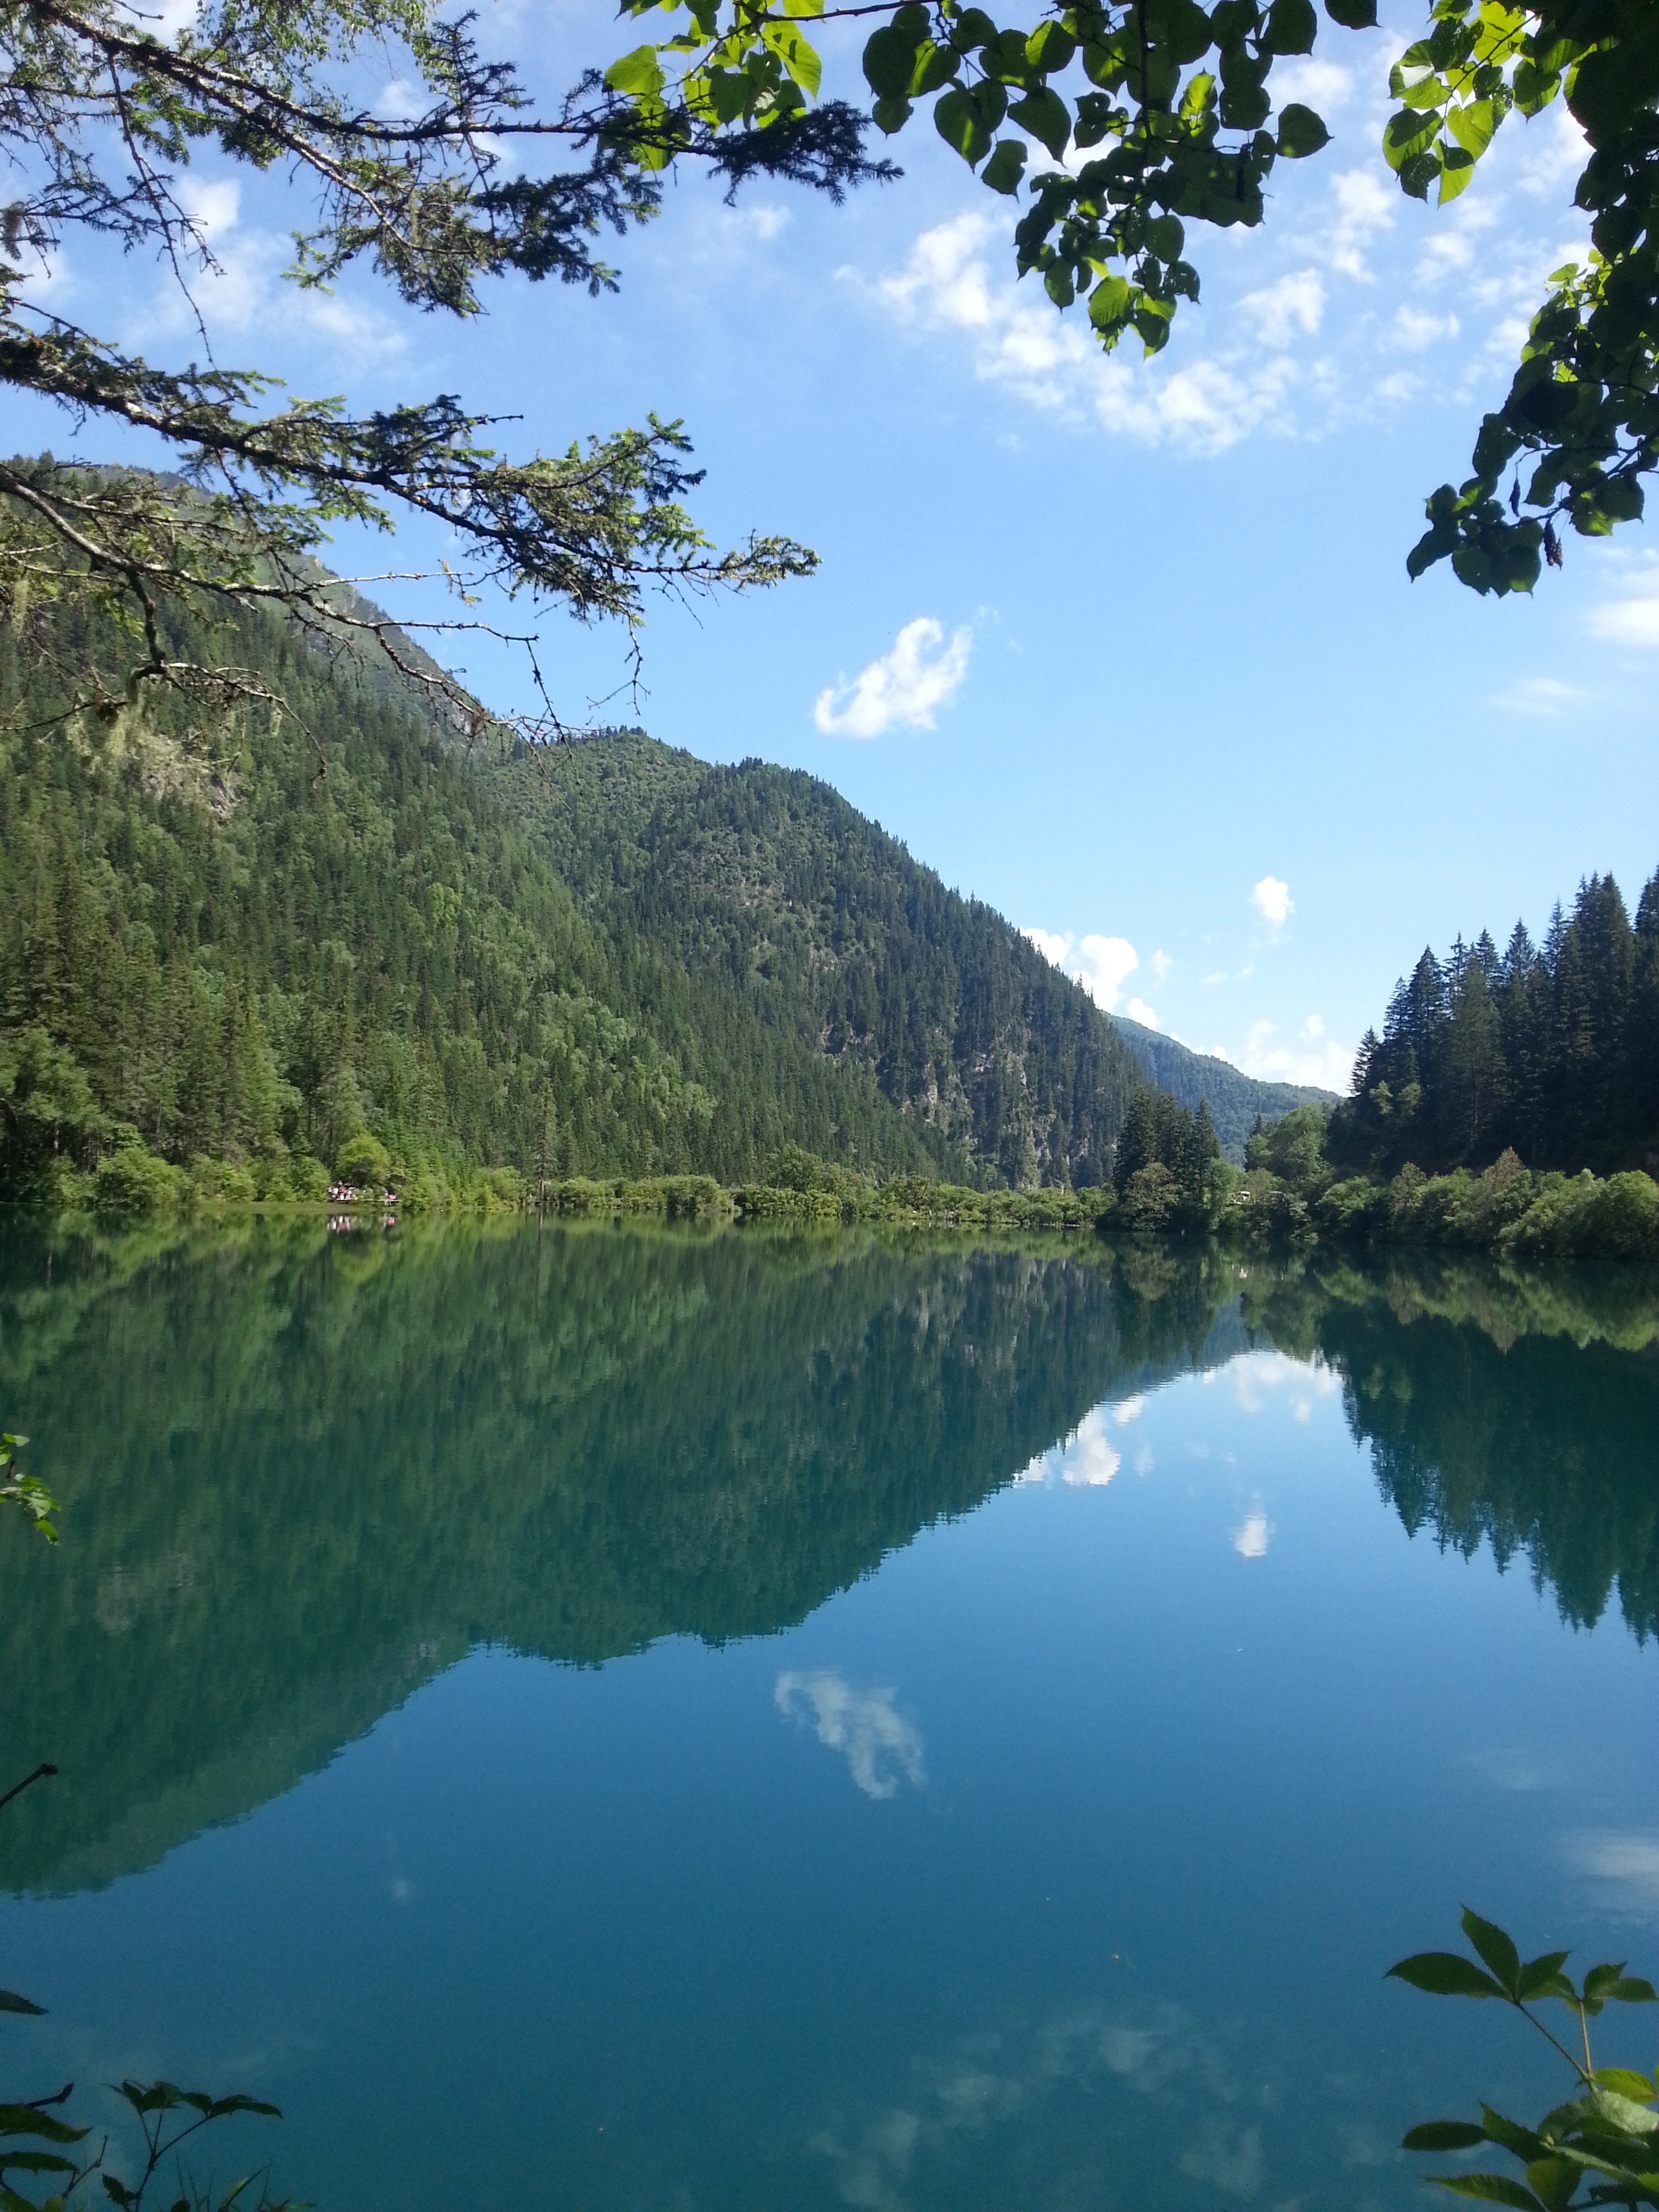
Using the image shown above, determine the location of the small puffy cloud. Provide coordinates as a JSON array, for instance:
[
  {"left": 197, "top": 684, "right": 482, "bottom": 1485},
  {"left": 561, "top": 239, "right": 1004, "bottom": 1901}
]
[
  {"left": 1324, "top": 168, "right": 1395, "bottom": 282},
  {"left": 775, "top": 1671, "right": 925, "bottom": 1801},
  {"left": 1233, "top": 1511, "right": 1271, "bottom": 1559},
  {"left": 1393, "top": 304, "right": 1460, "bottom": 351},
  {"left": 814, "top": 616, "right": 972, "bottom": 739},
  {"left": 1025, "top": 927, "right": 1141, "bottom": 1011},
  {"left": 1200, "top": 969, "right": 1227, "bottom": 988},
  {"left": 1150, "top": 949, "right": 1173, "bottom": 985},
  {"left": 1251, "top": 876, "right": 1293, "bottom": 931},
  {"left": 176, "top": 173, "right": 240, "bottom": 243},
  {"left": 1568, "top": 1830, "right": 1659, "bottom": 1914},
  {"left": 1271, "top": 56, "right": 1357, "bottom": 110},
  {"left": 1112, "top": 1396, "right": 1144, "bottom": 1425},
  {"left": 1303, "top": 1013, "right": 1324, "bottom": 1040},
  {"left": 1492, "top": 674, "right": 1589, "bottom": 715},
  {"left": 742, "top": 203, "right": 790, "bottom": 242},
  {"left": 1589, "top": 583, "right": 1659, "bottom": 647},
  {"left": 1241, "top": 268, "right": 1325, "bottom": 347},
  {"left": 1124, "top": 996, "right": 1158, "bottom": 1027},
  {"left": 1074, "top": 935, "right": 1139, "bottom": 1010},
  {"left": 1228, "top": 1017, "right": 1355, "bottom": 1090}
]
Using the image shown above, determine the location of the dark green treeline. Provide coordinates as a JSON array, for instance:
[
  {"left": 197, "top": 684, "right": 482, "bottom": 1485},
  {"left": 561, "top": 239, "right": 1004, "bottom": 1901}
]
[
  {"left": 0, "top": 600, "right": 964, "bottom": 1190},
  {"left": 1332, "top": 867, "right": 1659, "bottom": 1176},
  {"left": 0, "top": 595, "right": 1150, "bottom": 1195},
  {"left": 0, "top": 1220, "right": 1235, "bottom": 1893},
  {"left": 1245, "top": 1254, "right": 1659, "bottom": 1643},
  {"left": 497, "top": 734, "right": 1143, "bottom": 1186}
]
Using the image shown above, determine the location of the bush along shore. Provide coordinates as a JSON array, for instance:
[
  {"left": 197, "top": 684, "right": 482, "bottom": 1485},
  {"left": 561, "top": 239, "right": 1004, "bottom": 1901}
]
[{"left": 15, "top": 1115, "right": 1659, "bottom": 1261}]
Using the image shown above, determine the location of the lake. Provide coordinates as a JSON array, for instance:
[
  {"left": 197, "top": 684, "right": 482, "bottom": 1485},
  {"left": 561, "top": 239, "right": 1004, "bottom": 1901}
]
[{"left": 0, "top": 1220, "right": 1656, "bottom": 2212}]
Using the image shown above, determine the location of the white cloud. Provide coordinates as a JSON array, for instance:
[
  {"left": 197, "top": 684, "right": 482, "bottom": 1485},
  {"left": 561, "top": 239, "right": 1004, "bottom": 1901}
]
[
  {"left": 861, "top": 214, "right": 1304, "bottom": 457},
  {"left": 814, "top": 616, "right": 972, "bottom": 738},
  {"left": 1569, "top": 1831, "right": 1659, "bottom": 1915},
  {"left": 1200, "top": 969, "right": 1227, "bottom": 988},
  {"left": 1075, "top": 935, "right": 1139, "bottom": 1010},
  {"left": 1124, "top": 996, "right": 1158, "bottom": 1027},
  {"left": 1271, "top": 56, "right": 1357, "bottom": 110},
  {"left": 1589, "top": 584, "right": 1659, "bottom": 647},
  {"left": 1323, "top": 169, "right": 1395, "bottom": 282},
  {"left": 1063, "top": 1412, "right": 1121, "bottom": 1488},
  {"left": 1302, "top": 1013, "right": 1324, "bottom": 1040},
  {"left": 1233, "top": 1510, "right": 1271, "bottom": 1559},
  {"left": 1150, "top": 949, "right": 1173, "bottom": 985},
  {"left": 1242, "top": 268, "right": 1325, "bottom": 347},
  {"left": 775, "top": 1671, "right": 925, "bottom": 1801},
  {"left": 1393, "top": 304, "right": 1460, "bottom": 351},
  {"left": 742, "top": 203, "right": 791, "bottom": 242},
  {"left": 1251, "top": 876, "right": 1293, "bottom": 931},
  {"left": 1492, "top": 674, "right": 1588, "bottom": 715},
  {"left": 176, "top": 173, "right": 240, "bottom": 244},
  {"left": 1024, "top": 927, "right": 1141, "bottom": 1010},
  {"left": 1112, "top": 1396, "right": 1144, "bottom": 1425},
  {"left": 1229, "top": 1017, "right": 1355, "bottom": 1090}
]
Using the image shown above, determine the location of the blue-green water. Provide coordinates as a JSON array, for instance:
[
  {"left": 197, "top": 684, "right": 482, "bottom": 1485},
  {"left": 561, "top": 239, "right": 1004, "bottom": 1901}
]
[{"left": 0, "top": 1223, "right": 1656, "bottom": 2211}]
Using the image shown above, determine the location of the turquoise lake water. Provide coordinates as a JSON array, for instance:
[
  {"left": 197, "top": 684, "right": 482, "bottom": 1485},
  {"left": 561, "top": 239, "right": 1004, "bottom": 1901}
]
[{"left": 0, "top": 1222, "right": 1655, "bottom": 2211}]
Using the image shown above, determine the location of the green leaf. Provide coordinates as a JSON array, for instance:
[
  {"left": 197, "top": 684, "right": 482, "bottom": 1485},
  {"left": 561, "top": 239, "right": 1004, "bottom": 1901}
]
[
  {"left": 1462, "top": 1911, "right": 1523, "bottom": 1998},
  {"left": 1447, "top": 96, "right": 1497, "bottom": 157},
  {"left": 1589, "top": 2089, "right": 1659, "bottom": 2136},
  {"left": 1389, "top": 1953, "right": 1509, "bottom": 2000},
  {"left": 1593, "top": 2070, "right": 1657, "bottom": 2103},
  {"left": 1523, "top": 2157, "right": 1580, "bottom": 2212},
  {"left": 1429, "top": 2177, "right": 1548, "bottom": 2211},
  {"left": 1024, "top": 22, "right": 1077, "bottom": 73},
  {"left": 981, "top": 137, "right": 1028, "bottom": 193},
  {"left": 1384, "top": 104, "right": 1442, "bottom": 171},
  {"left": 0, "top": 1992, "right": 44, "bottom": 2017},
  {"left": 1006, "top": 86, "right": 1071, "bottom": 156},
  {"left": 1265, "top": 0, "right": 1317, "bottom": 52},
  {"left": 1517, "top": 1952, "right": 1572, "bottom": 2002},
  {"left": 760, "top": 22, "right": 821, "bottom": 98},
  {"left": 1145, "top": 213, "right": 1185, "bottom": 259},
  {"left": 935, "top": 86, "right": 994, "bottom": 164},
  {"left": 1406, "top": 2123, "right": 1489, "bottom": 2152},
  {"left": 1438, "top": 145, "right": 1475, "bottom": 201},
  {"left": 783, "top": 0, "right": 824, "bottom": 17},
  {"left": 1042, "top": 262, "right": 1075, "bottom": 306},
  {"left": 1087, "top": 273, "right": 1132, "bottom": 333},
  {"left": 909, "top": 40, "right": 960, "bottom": 94},
  {"left": 872, "top": 94, "right": 914, "bottom": 134},
  {"left": 1324, "top": 0, "right": 1376, "bottom": 23},
  {"left": 1276, "top": 101, "right": 1329, "bottom": 155},
  {"left": 602, "top": 44, "right": 665, "bottom": 97},
  {"left": 0, "top": 2112, "right": 87, "bottom": 2148},
  {"left": 1584, "top": 1966, "right": 1656, "bottom": 2005},
  {"left": 863, "top": 24, "right": 921, "bottom": 98}
]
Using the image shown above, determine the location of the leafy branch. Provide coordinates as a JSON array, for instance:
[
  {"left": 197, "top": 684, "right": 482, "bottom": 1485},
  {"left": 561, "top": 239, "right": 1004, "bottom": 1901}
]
[{"left": 1392, "top": 1906, "right": 1659, "bottom": 2211}]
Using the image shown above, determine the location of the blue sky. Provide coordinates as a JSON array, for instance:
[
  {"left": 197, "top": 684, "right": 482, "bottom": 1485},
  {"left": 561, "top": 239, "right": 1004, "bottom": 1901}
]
[{"left": 13, "top": 0, "right": 1659, "bottom": 1087}]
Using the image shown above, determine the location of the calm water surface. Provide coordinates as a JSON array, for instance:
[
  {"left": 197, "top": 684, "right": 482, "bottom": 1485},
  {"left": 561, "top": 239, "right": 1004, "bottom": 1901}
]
[{"left": 0, "top": 1222, "right": 1655, "bottom": 2212}]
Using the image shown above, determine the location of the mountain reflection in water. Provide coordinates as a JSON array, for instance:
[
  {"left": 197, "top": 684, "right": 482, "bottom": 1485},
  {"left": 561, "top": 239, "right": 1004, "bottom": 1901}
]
[{"left": 0, "top": 1221, "right": 1654, "bottom": 1898}]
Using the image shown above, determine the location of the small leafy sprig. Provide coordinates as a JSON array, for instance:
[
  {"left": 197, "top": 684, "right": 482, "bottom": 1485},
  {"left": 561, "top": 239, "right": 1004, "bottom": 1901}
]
[
  {"left": 0, "top": 1434, "right": 59, "bottom": 1545},
  {"left": 1391, "top": 1907, "right": 1659, "bottom": 2212}
]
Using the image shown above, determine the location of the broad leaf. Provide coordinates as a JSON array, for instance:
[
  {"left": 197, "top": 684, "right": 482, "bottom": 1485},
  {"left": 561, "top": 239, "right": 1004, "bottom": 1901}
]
[
  {"left": 1388, "top": 1952, "right": 1509, "bottom": 2001},
  {"left": 1584, "top": 1966, "right": 1656, "bottom": 2007},
  {"left": 1517, "top": 1952, "right": 1572, "bottom": 2003},
  {"left": 1429, "top": 2176, "right": 1548, "bottom": 2211},
  {"left": 0, "top": 1993, "right": 44, "bottom": 2017},
  {"left": 1463, "top": 1911, "right": 1523, "bottom": 1998},
  {"left": 981, "top": 138, "right": 1027, "bottom": 194},
  {"left": 1593, "top": 2070, "right": 1658, "bottom": 2103},
  {"left": 1276, "top": 102, "right": 1329, "bottom": 156},
  {"left": 1406, "top": 2123, "right": 1488, "bottom": 2151}
]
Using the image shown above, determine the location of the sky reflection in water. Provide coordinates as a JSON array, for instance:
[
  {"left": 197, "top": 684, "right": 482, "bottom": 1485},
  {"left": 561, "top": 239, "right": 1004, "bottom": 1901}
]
[{"left": 0, "top": 1226, "right": 1654, "bottom": 2212}]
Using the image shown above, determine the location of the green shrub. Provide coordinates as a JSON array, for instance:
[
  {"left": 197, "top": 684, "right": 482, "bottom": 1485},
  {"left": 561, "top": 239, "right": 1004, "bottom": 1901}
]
[
  {"left": 93, "top": 1141, "right": 185, "bottom": 1216},
  {"left": 334, "top": 1131, "right": 392, "bottom": 1187}
]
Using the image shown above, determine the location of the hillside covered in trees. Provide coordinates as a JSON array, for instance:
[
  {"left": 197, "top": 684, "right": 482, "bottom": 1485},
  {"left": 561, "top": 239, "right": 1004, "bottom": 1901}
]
[
  {"left": 1109, "top": 1014, "right": 1335, "bottom": 1162},
  {"left": 0, "top": 592, "right": 1174, "bottom": 1198},
  {"left": 1330, "top": 869, "right": 1659, "bottom": 1179}
]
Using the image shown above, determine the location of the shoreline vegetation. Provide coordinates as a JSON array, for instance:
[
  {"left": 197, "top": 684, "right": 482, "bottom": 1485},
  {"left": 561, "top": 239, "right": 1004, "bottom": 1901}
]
[{"left": 15, "top": 1115, "right": 1659, "bottom": 1261}]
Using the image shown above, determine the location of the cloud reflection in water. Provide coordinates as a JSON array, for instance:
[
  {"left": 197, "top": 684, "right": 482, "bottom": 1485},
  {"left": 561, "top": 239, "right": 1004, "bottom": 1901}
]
[{"left": 775, "top": 1671, "right": 926, "bottom": 1801}]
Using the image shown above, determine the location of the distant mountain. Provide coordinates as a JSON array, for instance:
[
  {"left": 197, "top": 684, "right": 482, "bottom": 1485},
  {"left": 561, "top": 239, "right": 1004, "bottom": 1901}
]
[
  {"left": 0, "top": 591, "right": 1143, "bottom": 1190},
  {"left": 1109, "top": 1015, "right": 1338, "bottom": 1162},
  {"left": 495, "top": 733, "right": 1143, "bottom": 1186}
]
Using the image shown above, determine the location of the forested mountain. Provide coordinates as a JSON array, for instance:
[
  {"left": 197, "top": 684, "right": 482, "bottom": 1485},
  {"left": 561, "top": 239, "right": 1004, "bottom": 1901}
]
[
  {"left": 496, "top": 734, "right": 1142, "bottom": 1186},
  {"left": 1109, "top": 1015, "right": 1336, "bottom": 1162},
  {"left": 0, "top": 590, "right": 1147, "bottom": 1193},
  {"left": 1330, "top": 869, "right": 1659, "bottom": 1177}
]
